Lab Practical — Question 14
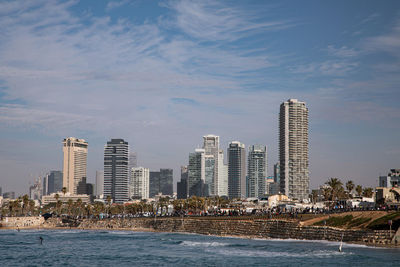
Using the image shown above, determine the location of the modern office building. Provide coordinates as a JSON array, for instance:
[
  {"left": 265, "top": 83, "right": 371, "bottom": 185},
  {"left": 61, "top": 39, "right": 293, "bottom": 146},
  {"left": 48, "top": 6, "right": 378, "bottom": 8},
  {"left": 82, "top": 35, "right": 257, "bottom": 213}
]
[
  {"left": 188, "top": 148, "right": 205, "bottom": 197},
  {"left": 42, "top": 176, "right": 48, "bottom": 196},
  {"left": 247, "top": 145, "right": 267, "bottom": 199},
  {"left": 203, "top": 135, "right": 219, "bottom": 196},
  {"left": 274, "top": 162, "right": 280, "bottom": 184},
  {"left": 104, "top": 139, "right": 129, "bottom": 203},
  {"left": 149, "top": 169, "right": 173, "bottom": 197},
  {"left": 228, "top": 141, "right": 246, "bottom": 199},
  {"left": 149, "top": 171, "right": 160, "bottom": 198},
  {"left": 62, "top": 137, "right": 88, "bottom": 194},
  {"left": 379, "top": 169, "right": 400, "bottom": 187},
  {"left": 177, "top": 166, "right": 188, "bottom": 199},
  {"left": 279, "top": 99, "right": 309, "bottom": 201},
  {"left": 131, "top": 167, "right": 150, "bottom": 199},
  {"left": 47, "top": 171, "right": 63, "bottom": 195},
  {"left": 160, "top": 169, "right": 173, "bottom": 196},
  {"left": 95, "top": 170, "right": 104, "bottom": 197}
]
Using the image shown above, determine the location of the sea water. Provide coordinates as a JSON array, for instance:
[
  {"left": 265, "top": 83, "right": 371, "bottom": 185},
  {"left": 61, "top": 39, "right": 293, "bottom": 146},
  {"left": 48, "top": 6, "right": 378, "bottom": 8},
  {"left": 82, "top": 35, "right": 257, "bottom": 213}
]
[{"left": 0, "top": 229, "right": 399, "bottom": 266}]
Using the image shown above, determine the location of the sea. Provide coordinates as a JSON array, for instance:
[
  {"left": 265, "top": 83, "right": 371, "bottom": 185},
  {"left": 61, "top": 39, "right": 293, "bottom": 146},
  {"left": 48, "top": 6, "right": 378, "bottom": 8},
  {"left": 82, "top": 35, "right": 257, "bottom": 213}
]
[{"left": 0, "top": 229, "right": 399, "bottom": 266}]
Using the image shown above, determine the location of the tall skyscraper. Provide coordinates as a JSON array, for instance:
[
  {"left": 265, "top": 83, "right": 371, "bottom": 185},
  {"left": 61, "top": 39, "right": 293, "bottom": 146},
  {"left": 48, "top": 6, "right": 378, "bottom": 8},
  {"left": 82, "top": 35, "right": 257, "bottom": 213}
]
[
  {"left": 177, "top": 165, "right": 188, "bottom": 199},
  {"left": 228, "top": 141, "right": 246, "bottom": 199},
  {"left": 160, "top": 168, "right": 173, "bottom": 196},
  {"left": 131, "top": 167, "right": 149, "bottom": 199},
  {"left": 104, "top": 139, "right": 129, "bottom": 203},
  {"left": 274, "top": 162, "right": 280, "bottom": 184},
  {"left": 47, "top": 171, "right": 63, "bottom": 194},
  {"left": 95, "top": 170, "right": 104, "bottom": 197},
  {"left": 247, "top": 145, "right": 267, "bottom": 199},
  {"left": 149, "top": 171, "right": 160, "bottom": 197},
  {"left": 188, "top": 148, "right": 205, "bottom": 197},
  {"left": 217, "top": 150, "right": 228, "bottom": 197},
  {"left": 204, "top": 155, "right": 215, "bottom": 197},
  {"left": 279, "top": 99, "right": 309, "bottom": 200},
  {"left": 203, "top": 134, "right": 223, "bottom": 196},
  {"left": 62, "top": 137, "right": 88, "bottom": 194}
]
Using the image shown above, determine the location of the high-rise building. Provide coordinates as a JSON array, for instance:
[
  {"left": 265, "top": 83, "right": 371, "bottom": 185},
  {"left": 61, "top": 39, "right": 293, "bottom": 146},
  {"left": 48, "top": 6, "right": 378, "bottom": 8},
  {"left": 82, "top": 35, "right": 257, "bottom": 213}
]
[
  {"left": 247, "top": 145, "right": 267, "bottom": 199},
  {"left": 0, "top": 187, "right": 2, "bottom": 196},
  {"left": 131, "top": 167, "right": 149, "bottom": 199},
  {"left": 42, "top": 176, "right": 48, "bottom": 196},
  {"left": 279, "top": 99, "right": 309, "bottom": 201},
  {"left": 95, "top": 170, "right": 104, "bottom": 197},
  {"left": 188, "top": 148, "right": 205, "bottom": 197},
  {"left": 62, "top": 137, "right": 88, "bottom": 194},
  {"left": 149, "top": 171, "right": 160, "bottom": 197},
  {"left": 228, "top": 141, "right": 246, "bottom": 199},
  {"left": 177, "top": 166, "right": 188, "bottom": 199},
  {"left": 104, "top": 139, "right": 129, "bottom": 203},
  {"left": 203, "top": 135, "right": 220, "bottom": 196},
  {"left": 29, "top": 177, "right": 42, "bottom": 200},
  {"left": 160, "top": 169, "right": 173, "bottom": 196},
  {"left": 204, "top": 155, "right": 215, "bottom": 197},
  {"left": 217, "top": 150, "right": 228, "bottom": 197},
  {"left": 47, "top": 171, "right": 63, "bottom": 195},
  {"left": 149, "top": 169, "right": 173, "bottom": 197},
  {"left": 274, "top": 162, "right": 280, "bottom": 184}
]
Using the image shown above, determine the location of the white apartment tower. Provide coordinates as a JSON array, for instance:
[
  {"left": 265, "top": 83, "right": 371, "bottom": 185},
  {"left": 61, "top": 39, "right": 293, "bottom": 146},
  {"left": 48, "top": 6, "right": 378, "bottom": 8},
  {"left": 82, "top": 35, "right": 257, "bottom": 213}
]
[
  {"left": 203, "top": 135, "right": 219, "bottom": 196},
  {"left": 131, "top": 167, "right": 149, "bottom": 199},
  {"left": 62, "top": 137, "right": 88, "bottom": 194},
  {"left": 279, "top": 99, "right": 309, "bottom": 201},
  {"left": 95, "top": 170, "right": 104, "bottom": 197},
  {"left": 217, "top": 150, "right": 228, "bottom": 197}
]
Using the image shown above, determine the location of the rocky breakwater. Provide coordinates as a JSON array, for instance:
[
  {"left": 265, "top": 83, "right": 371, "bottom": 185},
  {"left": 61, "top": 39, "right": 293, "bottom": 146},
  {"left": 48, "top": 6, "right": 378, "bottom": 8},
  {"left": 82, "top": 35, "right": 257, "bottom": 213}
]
[{"left": 76, "top": 217, "right": 395, "bottom": 246}]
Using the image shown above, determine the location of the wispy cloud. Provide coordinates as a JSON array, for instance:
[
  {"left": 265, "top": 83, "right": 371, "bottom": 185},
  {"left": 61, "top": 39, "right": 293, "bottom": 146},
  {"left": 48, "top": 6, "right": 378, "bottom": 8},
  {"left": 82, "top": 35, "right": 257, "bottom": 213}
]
[
  {"left": 162, "top": 0, "right": 292, "bottom": 42},
  {"left": 106, "top": 0, "right": 131, "bottom": 12}
]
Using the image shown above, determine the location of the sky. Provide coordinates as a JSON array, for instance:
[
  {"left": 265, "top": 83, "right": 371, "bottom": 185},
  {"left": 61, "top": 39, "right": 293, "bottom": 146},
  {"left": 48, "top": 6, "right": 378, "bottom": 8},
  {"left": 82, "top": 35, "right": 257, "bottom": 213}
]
[{"left": 0, "top": 0, "right": 399, "bottom": 196}]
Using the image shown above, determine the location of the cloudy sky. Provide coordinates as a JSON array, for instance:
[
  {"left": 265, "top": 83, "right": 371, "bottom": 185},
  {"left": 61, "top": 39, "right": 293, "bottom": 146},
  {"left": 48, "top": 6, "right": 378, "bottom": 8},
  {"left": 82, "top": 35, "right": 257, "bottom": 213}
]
[{"left": 1, "top": 0, "right": 399, "bottom": 196}]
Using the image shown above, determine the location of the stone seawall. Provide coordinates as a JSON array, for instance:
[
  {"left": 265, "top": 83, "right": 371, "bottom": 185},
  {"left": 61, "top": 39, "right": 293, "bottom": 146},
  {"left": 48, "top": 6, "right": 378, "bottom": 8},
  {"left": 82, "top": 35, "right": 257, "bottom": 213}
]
[
  {"left": 77, "top": 217, "right": 395, "bottom": 246},
  {"left": 1, "top": 216, "right": 44, "bottom": 228}
]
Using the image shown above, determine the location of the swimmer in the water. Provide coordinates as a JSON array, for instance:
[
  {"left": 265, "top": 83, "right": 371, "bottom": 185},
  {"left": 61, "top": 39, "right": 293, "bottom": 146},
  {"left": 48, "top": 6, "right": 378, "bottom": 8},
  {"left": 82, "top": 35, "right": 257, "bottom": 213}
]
[{"left": 39, "top": 236, "right": 43, "bottom": 245}]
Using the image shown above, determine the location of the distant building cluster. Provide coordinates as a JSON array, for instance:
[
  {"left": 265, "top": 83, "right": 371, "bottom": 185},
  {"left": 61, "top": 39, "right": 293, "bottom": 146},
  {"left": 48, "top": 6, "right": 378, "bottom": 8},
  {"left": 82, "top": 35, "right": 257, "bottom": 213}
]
[{"left": 1, "top": 99, "right": 315, "bottom": 204}]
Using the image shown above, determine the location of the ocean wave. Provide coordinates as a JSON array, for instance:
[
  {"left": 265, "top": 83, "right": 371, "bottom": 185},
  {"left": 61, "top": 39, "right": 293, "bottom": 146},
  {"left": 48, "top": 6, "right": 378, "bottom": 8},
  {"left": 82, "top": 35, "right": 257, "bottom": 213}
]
[
  {"left": 211, "top": 248, "right": 353, "bottom": 258},
  {"left": 181, "top": 241, "right": 229, "bottom": 247}
]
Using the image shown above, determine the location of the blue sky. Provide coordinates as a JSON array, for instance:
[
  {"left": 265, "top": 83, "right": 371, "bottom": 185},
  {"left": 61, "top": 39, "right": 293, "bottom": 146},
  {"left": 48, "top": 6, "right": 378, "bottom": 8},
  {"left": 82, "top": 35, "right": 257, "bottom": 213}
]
[{"left": 0, "top": 0, "right": 399, "bottom": 195}]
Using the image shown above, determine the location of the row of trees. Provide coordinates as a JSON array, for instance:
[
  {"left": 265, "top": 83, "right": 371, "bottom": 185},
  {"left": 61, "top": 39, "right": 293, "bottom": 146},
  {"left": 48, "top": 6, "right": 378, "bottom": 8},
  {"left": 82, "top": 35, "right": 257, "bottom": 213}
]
[{"left": 317, "top": 178, "right": 374, "bottom": 203}]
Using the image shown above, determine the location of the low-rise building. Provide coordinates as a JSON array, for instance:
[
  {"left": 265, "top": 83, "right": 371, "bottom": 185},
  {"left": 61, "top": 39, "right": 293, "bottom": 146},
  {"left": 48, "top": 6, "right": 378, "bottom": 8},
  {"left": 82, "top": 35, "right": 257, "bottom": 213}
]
[
  {"left": 41, "top": 192, "right": 90, "bottom": 205},
  {"left": 379, "top": 169, "right": 400, "bottom": 188}
]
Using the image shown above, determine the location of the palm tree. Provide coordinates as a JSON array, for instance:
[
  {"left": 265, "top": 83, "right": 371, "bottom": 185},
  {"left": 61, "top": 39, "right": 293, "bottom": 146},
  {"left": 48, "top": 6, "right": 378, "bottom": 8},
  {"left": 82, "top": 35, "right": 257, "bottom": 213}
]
[
  {"left": 355, "top": 185, "right": 363, "bottom": 197},
  {"left": 67, "top": 199, "right": 74, "bottom": 216},
  {"left": 363, "top": 187, "right": 374, "bottom": 198},
  {"left": 346, "top": 180, "right": 355, "bottom": 198},
  {"left": 22, "top": 194, "right": 29, "bottom": 216},
  {"left": 62, "top": 187, "right": 67, "bottom": 196},
  {"left": 326, "top": 178, "right": 343, "bottom": 201}
]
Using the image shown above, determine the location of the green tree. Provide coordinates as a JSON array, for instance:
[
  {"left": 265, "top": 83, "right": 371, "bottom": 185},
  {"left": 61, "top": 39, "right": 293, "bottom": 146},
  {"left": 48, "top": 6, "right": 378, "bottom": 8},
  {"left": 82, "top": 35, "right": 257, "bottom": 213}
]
[
  {"left": 346, "top": 180, "right": 355, "bottom": 198},
  {"left": 363, "top": 187, "right": 374, "bottom": 198},
  {"left": 62, "top": 187, "right": 67, "bottom": 196},
  {"left": 22, "top": 194, "right": 29, "bottom": 216},
  {"left": 355, "top": 185, "right": 363, "bottom": 197},
  {"left": 326, "top": 178, "right": 343, "bottom": 201}
]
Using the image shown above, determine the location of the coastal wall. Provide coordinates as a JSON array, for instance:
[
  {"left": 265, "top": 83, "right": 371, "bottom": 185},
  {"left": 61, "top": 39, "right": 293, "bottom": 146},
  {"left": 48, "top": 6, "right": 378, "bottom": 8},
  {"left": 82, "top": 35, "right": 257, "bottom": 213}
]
[
  {"left": 1, "top": 216, "right": 44, "bottom": 228},
  {"left": 76, "top": 217, "right": 395, "bottom": 246}
]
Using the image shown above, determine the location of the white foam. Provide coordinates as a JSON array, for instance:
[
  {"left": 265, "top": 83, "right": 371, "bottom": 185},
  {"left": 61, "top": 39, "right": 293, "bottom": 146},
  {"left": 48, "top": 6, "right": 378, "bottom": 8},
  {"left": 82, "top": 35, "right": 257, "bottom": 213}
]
[
  {"left": 211, "top": 248, "right": 353, "bottom": 258},
  {"left": 181, "top": 241, "right": 229, "bottom": 247}
]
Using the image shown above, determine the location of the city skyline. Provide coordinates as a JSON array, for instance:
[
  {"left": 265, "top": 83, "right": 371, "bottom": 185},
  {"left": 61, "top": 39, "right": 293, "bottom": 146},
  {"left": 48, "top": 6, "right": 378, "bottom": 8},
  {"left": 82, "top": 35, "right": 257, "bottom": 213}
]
[{"left": 1, "top": 1, "right": 400, "bottom": 196}]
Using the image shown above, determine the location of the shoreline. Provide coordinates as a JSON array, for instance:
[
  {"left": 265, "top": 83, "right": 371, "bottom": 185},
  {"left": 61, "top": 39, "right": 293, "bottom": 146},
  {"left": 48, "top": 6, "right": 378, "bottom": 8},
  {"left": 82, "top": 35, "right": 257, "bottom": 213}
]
[{"left": 1, "top": 224, "right": 399, "bottom": 249}]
